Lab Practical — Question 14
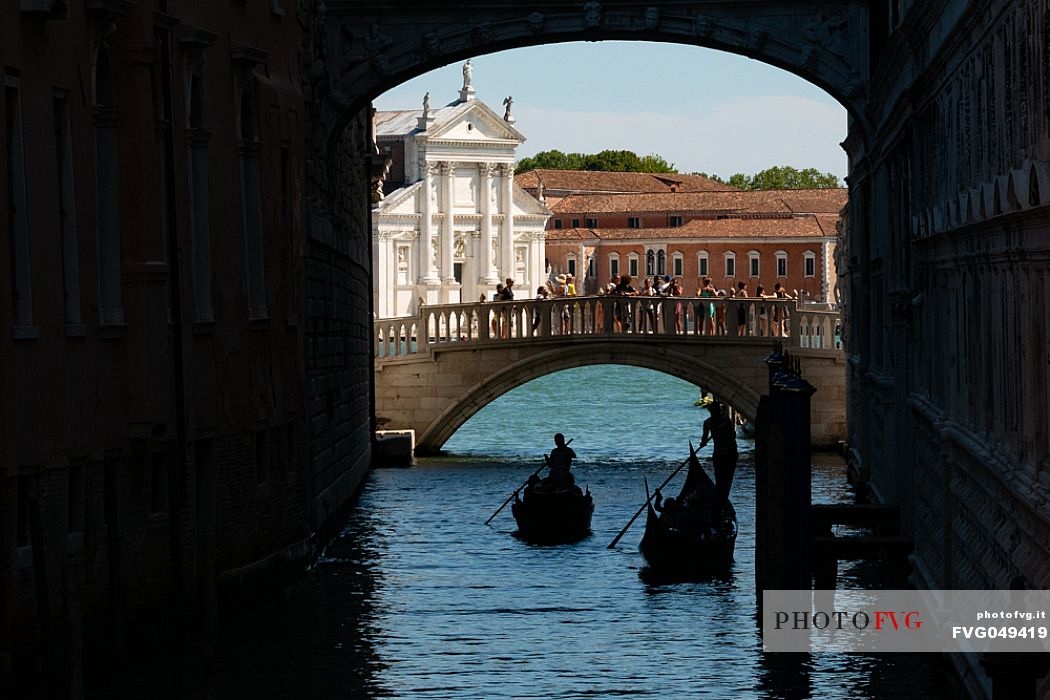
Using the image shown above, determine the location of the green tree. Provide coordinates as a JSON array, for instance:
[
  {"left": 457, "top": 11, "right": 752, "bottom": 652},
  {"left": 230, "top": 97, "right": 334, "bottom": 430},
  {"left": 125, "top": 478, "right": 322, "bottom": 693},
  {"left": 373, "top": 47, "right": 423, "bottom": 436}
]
[
  {"left": 515, "top": 149, "right": 676, "bottom": 174},
  {"left": 691, "top": 171, "right": 727, "bottom": 184},
  {"left": 720, "top": 166, "right": 841, "bottom": 190}
]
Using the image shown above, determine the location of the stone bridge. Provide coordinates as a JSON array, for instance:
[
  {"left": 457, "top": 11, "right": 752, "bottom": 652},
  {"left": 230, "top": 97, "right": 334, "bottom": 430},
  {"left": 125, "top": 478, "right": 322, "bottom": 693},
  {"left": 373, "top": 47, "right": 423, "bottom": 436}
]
[{"left": 375, "top": 296, "right": 844, "bottom": 453}]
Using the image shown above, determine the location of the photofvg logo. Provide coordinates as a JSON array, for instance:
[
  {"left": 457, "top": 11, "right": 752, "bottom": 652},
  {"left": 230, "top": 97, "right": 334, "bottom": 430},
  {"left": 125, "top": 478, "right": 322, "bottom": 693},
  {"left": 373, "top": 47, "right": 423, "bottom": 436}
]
[{"left": 762, "top": 590, "right": 1050, "bottom": 653}]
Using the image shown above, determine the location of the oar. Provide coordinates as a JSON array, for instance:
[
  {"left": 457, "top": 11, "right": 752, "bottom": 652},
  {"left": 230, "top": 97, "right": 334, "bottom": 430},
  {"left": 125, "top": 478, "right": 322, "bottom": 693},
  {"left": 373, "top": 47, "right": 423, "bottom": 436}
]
[
  {"left": 606, "top": 452, "right": 691, "bottom": 549},
  {"left": 485, "top": 438, "right": 573, "bottom": 525}
]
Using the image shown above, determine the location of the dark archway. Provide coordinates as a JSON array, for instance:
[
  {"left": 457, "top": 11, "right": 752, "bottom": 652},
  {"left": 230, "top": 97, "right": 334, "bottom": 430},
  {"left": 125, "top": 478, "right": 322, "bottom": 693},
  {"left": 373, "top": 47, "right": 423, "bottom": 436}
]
[
  {"left": 417, "top": 343, "right": 762, "bottom": 453},
  {"left": 322, "top": 2, "right": 872, "bottom": 148}
]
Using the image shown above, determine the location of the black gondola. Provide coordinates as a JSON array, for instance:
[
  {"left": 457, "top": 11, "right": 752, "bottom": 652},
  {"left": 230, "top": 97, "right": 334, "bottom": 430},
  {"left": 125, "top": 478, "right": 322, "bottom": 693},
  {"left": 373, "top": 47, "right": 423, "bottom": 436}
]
[
  {"left": 512, "top": 481, "right": 593, "bottom": 544},
  {"left": 639, "top": 445, "right": 737, "bottom": 573}
]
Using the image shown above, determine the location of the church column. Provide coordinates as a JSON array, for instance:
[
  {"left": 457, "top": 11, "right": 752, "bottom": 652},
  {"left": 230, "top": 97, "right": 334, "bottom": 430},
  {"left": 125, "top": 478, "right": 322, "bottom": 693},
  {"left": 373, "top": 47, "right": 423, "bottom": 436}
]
[
  {"left": 530, "top": 233, "right": 544, "bottom": 295},
  {"left": 418, "top": 162, "right": 438, "bottom": 287},
  {"left": 480, "top": 163, "right": 499, "bottom": 284},
  {"left": 501, "top": 163, "right": 515, "bottom": 282},
  {"left": 441, "top": 161, "right": 456, "bottom": 302}
]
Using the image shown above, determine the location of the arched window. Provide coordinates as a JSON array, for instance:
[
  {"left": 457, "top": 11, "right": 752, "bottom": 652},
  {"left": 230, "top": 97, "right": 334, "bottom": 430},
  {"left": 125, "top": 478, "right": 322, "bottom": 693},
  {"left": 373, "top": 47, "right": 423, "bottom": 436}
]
[
  {"left": 748, "top": 250, "right": 760, "bottom": 278},
  {"left": 724, "top": 251, "right": 736, "bottom": 278},
  {"left": 803, "top": 251, "right": 817, "bottom": 278},
  {"left": 697, "top": 250, "right": 709, "bottom": 278},
  {"left": 775, "top": 250, "right": 788, "bottom": 278},
  {"left": 628, "top": 252, "right": 639, "bottom": 278},
  {"left": 672, "top": 251, "right": 684, "bottom": 277},
  {"left": 608, "top": 252, "right": 620, "bottom": 277},
  {"left": 646, "top": 249, "right": 655, "bottom": 276},
  {"left": 656, "top": 250, "right": 666, "bottom": 276}
]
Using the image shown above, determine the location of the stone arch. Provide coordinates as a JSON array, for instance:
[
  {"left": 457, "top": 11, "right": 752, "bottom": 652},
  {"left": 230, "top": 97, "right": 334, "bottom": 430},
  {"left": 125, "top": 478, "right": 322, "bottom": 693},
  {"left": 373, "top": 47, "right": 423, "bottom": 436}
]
[
  {"left": 324, "top": 3, "right": 871, "bottom": 147},
  {"left": 415, "top": 343, "right": 762, "bottom": 453}
]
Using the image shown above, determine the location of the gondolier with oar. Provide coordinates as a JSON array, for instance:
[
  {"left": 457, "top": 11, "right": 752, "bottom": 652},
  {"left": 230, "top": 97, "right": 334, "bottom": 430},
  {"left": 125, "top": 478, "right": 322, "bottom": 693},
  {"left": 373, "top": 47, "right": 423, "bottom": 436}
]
[
  {"left": 698, "top": 396, "right": 738, "bottom": 508},
  {"left": 546, "top": 433, "right": 576, "bottom": 487}
]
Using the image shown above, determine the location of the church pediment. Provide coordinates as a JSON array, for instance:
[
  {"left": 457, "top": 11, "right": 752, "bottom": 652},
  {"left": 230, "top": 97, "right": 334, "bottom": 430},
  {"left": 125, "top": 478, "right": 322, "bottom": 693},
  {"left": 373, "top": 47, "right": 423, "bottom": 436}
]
[
  {"left": 513, "top": 183, "right": 552, "bottom": 216},
  {"left": 427, "top": 101, "right": 524, "bottom": 144},
  {"left": 376, "top": 180, "right": 423, "bottom": 215}
]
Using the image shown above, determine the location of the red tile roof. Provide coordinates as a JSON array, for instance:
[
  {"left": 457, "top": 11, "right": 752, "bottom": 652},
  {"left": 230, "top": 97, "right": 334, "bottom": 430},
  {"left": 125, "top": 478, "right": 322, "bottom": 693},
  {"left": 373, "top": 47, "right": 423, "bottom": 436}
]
[
  {"left": 547, "top": 189, "right": 847, "bottom": 215},
  {"left": 545, "top": 215, "right": 835, "bottom": 242},
  {"left": 515, "top": 169, "right": 739, "bottom": 193}
]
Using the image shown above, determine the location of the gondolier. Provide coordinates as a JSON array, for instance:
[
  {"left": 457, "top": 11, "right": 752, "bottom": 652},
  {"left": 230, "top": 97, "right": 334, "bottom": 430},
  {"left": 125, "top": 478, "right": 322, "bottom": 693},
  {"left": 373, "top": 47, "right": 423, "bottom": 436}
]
[
  {"left": 698, "top": 397, "right": 738, "bottom": 506},
  {"left": 546, "top": 433, "right": 576, "bottom": 486}
]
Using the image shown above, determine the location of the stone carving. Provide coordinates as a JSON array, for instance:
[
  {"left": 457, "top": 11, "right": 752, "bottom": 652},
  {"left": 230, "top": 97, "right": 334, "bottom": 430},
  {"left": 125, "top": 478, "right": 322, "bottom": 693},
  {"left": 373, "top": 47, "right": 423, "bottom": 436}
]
[
  {"left": 454, "top": 237, "right": 465, "bottom": 260},
  {"left": 694, "top": 14, "right": 715, "bottom": 37},
  {"left": 371, "top": 55, "right": 391, "bottom": 77},
  {"left": 526, "top": 12, "right": 545, "bottom": 34},
  {"left": 799, "top": 44, "right": 819, "bottom": 70},
  {"left": 422, "top": 92, "right": 430, "bottom": 115},
  {"left": 643, "top": 7, "right": 661, "bottom": 30},
  {"left": 745, "top": 27, "right": 767, "bottom": 52},
  {"left": 472, "top": 22, "right": 493, "bottom": 45},
  {"left": 491, "top": 239, "right": 498, "bottom": 267},
  {"left": 583, "top": 1, "right": 602, "bottom": 29},
  {"left": 502, "top": 95, "right": 513, "bottom": 122},
  {"left": 804, "top": 14, "right": 849, "bottom": 60},
  {"left": 422, "top": 31, "right": 443, "bottom": 58}
]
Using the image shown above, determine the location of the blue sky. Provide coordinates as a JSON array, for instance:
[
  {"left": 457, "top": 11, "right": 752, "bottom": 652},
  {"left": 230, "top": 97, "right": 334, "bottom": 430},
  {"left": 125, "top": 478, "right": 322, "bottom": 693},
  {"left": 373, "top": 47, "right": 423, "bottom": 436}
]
[{"left": 374, "top": 41, "right": 848, "bottom": 181}]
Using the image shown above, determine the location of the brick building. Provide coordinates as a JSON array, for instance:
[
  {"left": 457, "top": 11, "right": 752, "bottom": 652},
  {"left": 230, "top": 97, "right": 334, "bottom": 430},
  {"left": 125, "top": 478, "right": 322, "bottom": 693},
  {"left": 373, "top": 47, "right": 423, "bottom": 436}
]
[
  {"left": 0, "top": 1, "right": 371, "bottom": 693},
  {"left": 521, "top": 170, "right": 845, "bottom": 302}
]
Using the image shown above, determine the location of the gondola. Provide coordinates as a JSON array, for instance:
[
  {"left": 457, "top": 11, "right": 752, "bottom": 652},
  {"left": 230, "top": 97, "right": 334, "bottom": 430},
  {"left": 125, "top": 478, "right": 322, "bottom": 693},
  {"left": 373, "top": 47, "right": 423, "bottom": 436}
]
[
  {"left": 512, "top": 480, "right": 593, "bottom": 544},
  {"left": 639, "top": 445, "right": 737, "bottom": 574}
]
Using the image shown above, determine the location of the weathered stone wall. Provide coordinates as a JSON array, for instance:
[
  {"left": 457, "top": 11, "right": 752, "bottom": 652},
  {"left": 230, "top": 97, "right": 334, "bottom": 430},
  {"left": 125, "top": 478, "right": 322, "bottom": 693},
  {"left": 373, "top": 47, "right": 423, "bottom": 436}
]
[{"left": 376, "top": 339, "right": 846, "bottom": 452}]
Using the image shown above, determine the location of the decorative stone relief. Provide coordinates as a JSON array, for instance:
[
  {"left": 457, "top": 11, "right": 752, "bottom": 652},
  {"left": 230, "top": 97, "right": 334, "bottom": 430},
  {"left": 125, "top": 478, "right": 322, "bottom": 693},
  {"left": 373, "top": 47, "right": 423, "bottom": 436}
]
[
  {"left": 694, "top": 15, "right": 716, "bottom": 38},
  {"left": 583, "top": 1, "right": 602, "bottom": 29},
  {"left": 526, "top": 12, "right": 544, "bottom": 34},
  {"left": 804, "top": 14, "right": 849, "bottom": 60},
  {"left": 799, "top": 44, "right": 819, "bottom": 70},
  {"left": 643, "top": 7, "right": 661, "bottom": 30},
  {"left": 472, "top": 22, "right": 493, "bottom": 46},
  {"left": 745, "top": 27, "right": 767, "bottom": 52},
  {"left": 422, "top": 31, "right": 443, "bottom": 58}
]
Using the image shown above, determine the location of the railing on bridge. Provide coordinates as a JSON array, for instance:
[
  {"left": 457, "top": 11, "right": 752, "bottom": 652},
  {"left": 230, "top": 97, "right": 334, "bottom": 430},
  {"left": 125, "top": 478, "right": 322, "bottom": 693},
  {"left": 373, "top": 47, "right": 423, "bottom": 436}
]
[{"left": 375, "top": 296, "right": 840, "bottom": 360}]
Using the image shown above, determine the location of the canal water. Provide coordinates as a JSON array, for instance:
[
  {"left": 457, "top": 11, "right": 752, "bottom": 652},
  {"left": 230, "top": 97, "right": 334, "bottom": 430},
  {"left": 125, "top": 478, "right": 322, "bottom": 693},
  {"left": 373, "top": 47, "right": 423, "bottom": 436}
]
[{"left": 215, "top": 365, "right": 945, "bottom": 699}]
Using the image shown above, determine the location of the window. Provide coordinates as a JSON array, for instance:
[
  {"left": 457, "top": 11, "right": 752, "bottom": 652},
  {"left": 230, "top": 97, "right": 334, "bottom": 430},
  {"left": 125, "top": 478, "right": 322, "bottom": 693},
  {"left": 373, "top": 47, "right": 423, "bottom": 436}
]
[
  {"left": 609, "top": 253, "right": 619, "bottom": 277},
  {"left": 94, "top": 46, "right": 124, "bottom": 325},
  {"left": 748, "top": 251, "right": 760, "bottom": 277},
  {"left": 724, "top": 252, "right": 736, "bottom": 278},
  {"left": 646, "top": 250, "right": 655, "bottom": 275},
  {"left": 628, "top": 253, "right": 639, "bottom": 277},
  {"left": 669, "top": 215, "right": 683, "bottom": 227},
  {"left": 804, "top": 251, "right": 816, "bottom": 277},
  {"left": 584, "top": 217, "right": 597, "bottom": 228},
  {"left": 587, "top": 256, "right": 595, "bottom": 278},
  {"left": 238, "top": 84, "right": 267, "bottom": 319},
  {"left": 54, "top": 91, "right": 82, "bottom": 329},
  {"left": 657, "top": 250, "right": 666, "bottom": 275},
  {"left": 673, "top": 252, "right": 683, "bottom": 277},
  {"left": 776, "top": 251, "right": 788, "bottom": 278},
  {"left": 571, "top": 218, "right": 580, "bottom": 228},
  {"left": 453, "top": 261, "right": 463, "bottom": 283},
  {"left": 553, "top": 219, "right": 563, "bottom": 229},
  {"left": 566, "top": 254, "right": 576, "bottom": 276},
  {"left": 6, "top": 76, "right": 34, "bottom": 331},
  {"left": 627, "top": 217, "right": 640, "bottom": 228},
  {"left": 697, "top": 251, "right": 709, "bottom": 277}
]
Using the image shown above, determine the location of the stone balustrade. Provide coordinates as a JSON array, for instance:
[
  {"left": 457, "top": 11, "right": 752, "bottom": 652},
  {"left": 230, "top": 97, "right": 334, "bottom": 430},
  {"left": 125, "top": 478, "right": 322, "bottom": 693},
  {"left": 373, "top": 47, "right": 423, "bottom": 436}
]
[{"left": 375, "top": 296, "right": 840, "bottom": 360}]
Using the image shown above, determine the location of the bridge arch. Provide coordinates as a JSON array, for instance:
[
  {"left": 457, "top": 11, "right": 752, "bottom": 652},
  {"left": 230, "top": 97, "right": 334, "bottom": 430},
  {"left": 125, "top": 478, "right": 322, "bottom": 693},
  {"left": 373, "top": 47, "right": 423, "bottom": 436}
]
[
  {"left": 323, "top": 2, "right": 872, "bottom": 145},
  {"left": 415, "top": 341, "right": 763, "bottom": 454}
]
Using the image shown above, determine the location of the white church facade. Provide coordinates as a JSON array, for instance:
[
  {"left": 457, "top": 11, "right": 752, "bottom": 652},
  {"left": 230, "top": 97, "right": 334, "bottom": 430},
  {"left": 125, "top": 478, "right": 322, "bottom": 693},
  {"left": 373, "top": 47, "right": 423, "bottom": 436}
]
[{"left": 372, "top": 63, "right": 551, "bottom": 318}]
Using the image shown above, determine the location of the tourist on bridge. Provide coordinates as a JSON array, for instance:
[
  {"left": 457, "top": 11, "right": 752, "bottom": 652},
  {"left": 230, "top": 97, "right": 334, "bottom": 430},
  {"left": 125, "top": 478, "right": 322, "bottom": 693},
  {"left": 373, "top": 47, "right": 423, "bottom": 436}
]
[
  {"left": 735, "top": 281, "right": 749, "bottom": 337},
  {"left": 698, "top": 397, "right": 738, "bottom": 507},
  {"left": 546, "top": 433, "right": 577, "bottom": 486}
]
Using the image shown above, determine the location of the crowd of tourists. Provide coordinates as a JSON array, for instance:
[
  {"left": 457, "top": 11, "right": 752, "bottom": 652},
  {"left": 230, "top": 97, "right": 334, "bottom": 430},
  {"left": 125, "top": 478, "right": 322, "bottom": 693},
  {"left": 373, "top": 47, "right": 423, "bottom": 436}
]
[{"left": 478, "top": 270, "right": 798, "bottom": 339}]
